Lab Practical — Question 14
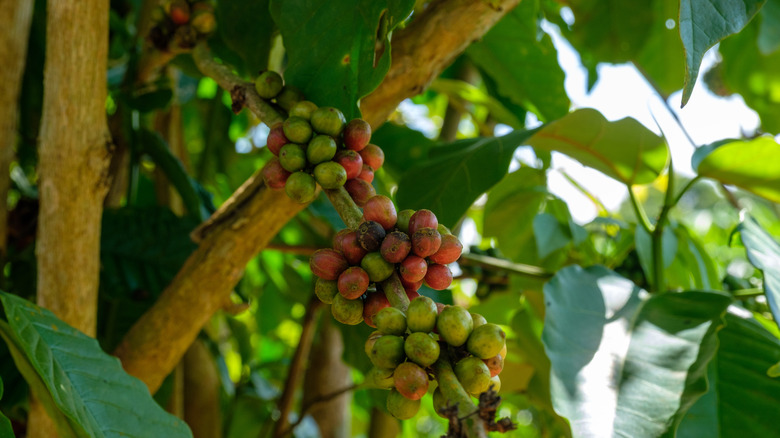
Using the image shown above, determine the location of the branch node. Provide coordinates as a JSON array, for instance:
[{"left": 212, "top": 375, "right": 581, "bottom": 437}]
[{"left": 230, "top": 85, "right": 246, "bottom": 114}]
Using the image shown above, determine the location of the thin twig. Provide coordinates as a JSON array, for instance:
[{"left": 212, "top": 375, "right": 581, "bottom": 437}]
[
  {"left": 458, "top": 253, "right": 552, "bottom": 279},
  {"left": 628, "top": 186, "right": 654, "bottom": 235}
]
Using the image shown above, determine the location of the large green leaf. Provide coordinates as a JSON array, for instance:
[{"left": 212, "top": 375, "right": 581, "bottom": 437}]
[
  {"left": 270, "top": 0, "right": 415, "bottom": 120},
  {"left": 633, "top": 0, "right": 686, "bottom": 95},
  {"left": 692, "top": 136, "right": 780, "bottom": 202},
  {"left": 466, "top": 0, "right": 569, "bottom": 122},
  {"left": 396, "top": 129, "right": 538, "bottom": 228},
  {"left": 677, "top": 309, "right": 780, "bottom": 437},
  {"left": 0, "top": 293, "right": 193, "bottom": 438},
  {"left": 526, "top": 108, "right": 668, "bottom": 185},
  {"left": 542, "top": 265, "right": 732, "bottom": 437},
  {"left": 679, "top": 0, "right": 765, "bottom": 105},
  {"left": 758, "top": 0, "right": 780, "bottom": 53},
  {"left": 0, "top": 377, "right": 12, "bottom": 438},
  {"left": 214, "top": 0, "right": 275, "bottom": 76},
  {"left": 737, "top": 216, "right": 780, "bottom": 329},
  {"left": 371, "top": 122, "right": 436, "bottom": 181}
]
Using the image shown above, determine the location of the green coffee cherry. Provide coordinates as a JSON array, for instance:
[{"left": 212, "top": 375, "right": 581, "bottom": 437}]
[
  {"left": 360, "top": 252, "right": 394, "bottom": 282},
  {"left": 289, "top": 101, "right": 318, "bottom": 120},
  {"left": 314, "top": 161, "right": 348, "bottom": 189},
  {"left": 404, "top": 332, "right": 440, "bottom": 367},
  {"left": 374, "top": 307, "right": 407, "bottom": 336},
  {"left": 283, "top": 116, "right": 313, "bottom": 144},
  {"left": 331, "top": 294, "right": 363, "bottom": 325},
  {"left": 407, "top": 296, "right": 438, "bottom": 333},
  {"left": 369, "top": 335, "right": 405, "bottom": 369},
  {"left": 285, "top": 172, "right": 317, "bottom": 204},
  {"left": 466, "top": 323, "right": 506, "bottom": 359},
  {"left": 310, "top": 106, "right": 346, "bottom": 137},
  {"left": 314, "top": 278, "right": 339, "bottom": 304},
  {"left": 436, "top": 305, "right": 473, "bottom": 347},
  {"left": 278, "top": 143, "right": 307, "bottom": 172},
  {"left": 455, "top": 356, "right": 491, "bottom": 395},
  {"left": 275, "top": 86, "right": 304, "bottom": 111},
  {"left": 306, "top": 135, "right": 338, "bottom": 164},
  {"left": 255, "top": 71, "right": 283, "bottom": 99},
  {"left": 387, "top": 389, "right": 420, "bottom": 420}
]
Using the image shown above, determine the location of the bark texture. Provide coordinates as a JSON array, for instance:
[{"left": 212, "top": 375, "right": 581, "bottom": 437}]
[{"left": 183, "top": 340, "right": 222, "bottom": 438}]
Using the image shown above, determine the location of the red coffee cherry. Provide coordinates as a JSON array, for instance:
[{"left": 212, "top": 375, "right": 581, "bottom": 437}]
[
  {"left": 429, "top": 234, "right": 463, "bottom": 265},
  {"left": 333, "top": 150, "right": 363, "bottom": 180},
  {"left": 399, "top": 255, "right": 427, "bottom": 283},
  {"left": 357, "top": 164, "right": 374, "bottom": 183},
  {"left": 337, "top": 229, "right": 367, "bottom": 265},
  {"left": 344, "top": 178, "right": 376, "bottom": 207},
  {"left": 332, "top": 229, "right": 352, "bottom": 253},
  {"left": 310, "top": 249, "right": 349, "bottom": 280},
  {"left": 408, "top": 209, "right": 438, "bottom": 236},
  {"left": 261, "top": 157, "right": 291, "bottom": 190},
  {"left": 363, "top": 195, "right": 397, "bottom": 231},
  {"left": 363, "top": 292, "right": 391, "bottom": 328},
  {"left": 343, "top": 118, "right": 372, "bottom": 151},
  {"left": 266, "top": 123, "right": 288, "bottom": 156},
  {"left": 359, "top": 144, "right": 385, "bottom": 170},
  {"left": 411, "top": 227, "right": 442, "bottom": 258},
  {"left": 424, "top": 263, "right": 452, "bottom": 290},
  {"left": 393, "top": 362, "right": 429, "bottom": 401},
  {"left": 380, "top": 231, "right": 411, "bottom": 264},
  {"left": 338, "top": 266, "right": 370, "bottom": 300}
]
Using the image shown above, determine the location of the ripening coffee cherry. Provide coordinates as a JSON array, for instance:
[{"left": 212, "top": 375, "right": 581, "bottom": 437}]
[
  {"left": 424, "top": 263, "right": 452, "bottom": 290},
  {"left": 471, "top": 313, "right": 488, "bottom": 328},
  {"left": 393, "top": 362, "right": 429, "bottom": 400},
  {"left": 406, "top": 296, "right": 438, "bottom": 333},
  {"left": 333, "top": 150, "right": 364, "bottom": 179},
  {"left": 278, "top": 143, "right": 307, "bottom": 172},
  {"left": 409, "top": 210, "right": 438, "bottom": 236},
  {"left": 401, "top": 277, "right": 423, "bottom": 294},
  {"left": 261, "top": 157, "right": 290, "bottom": 190},
  {"left": 285, "top": 172, "right": 317, "bottom": 204},
  {"left": 314, "top": 161, "right": 348, "bottom": 189},
  {"left": 365, "top": 367, "right": 395, "bottom": 389},
  {"left": 338, "top": 230, "right": 367, "bottom": 265},
  {"left": 437, "top": 305, "right": 473, "bottom": 347},
  {"left": 359, "top": 144, "right": 385, "bottom": 170},
  {"left": 343, "top": 118, "right": 372, "bottom": 151},
  {"left": 358, "top": 221, "right": 386, "bottom": 252},
  {"left": 467, "top": 323, "right": 506, "bottom": 359},
  {"left": 331, "top": 294, "right": 363, "bottom": 325},
  {"left": 168, "top": 0, "right": 190, "bottom": 25},
  {"left": 332, "top": 229, "right": 352, "bottom": 253},
  {"left": 344, "top": 178, "right": 376, "bottom": 207},
  {"left": 374, "top": 307, "right": 407, "bottom": 336},
  {"left": 310, "top": 106, "right": 346, "bottom": 137},
  {"left": 306, "top": 135, "right": 338, "bottom": 164},
  {"left": 254, "top": 71, "right": 284, "bottom": 99},
  {"left": 365, "top": 331, "right": 383, "bottom": 358},
  {"left": 380, "top": 231, "right": 411, "bottom": 264},
  {"left": 309, "top": 248, "right": 349, "bottom": 281},
  {"left": 405, "top": 288, "right": 421, "bottom": 301},
  {"left": 483, "top": 354, "right": 504, "bottom": 377},
  {"left": 396, "top": 209, "right": 415, "bottom": 234},
  {"left": 399, "top": 255, "right": 427, "bottom": 283},
  {"left": 363, "top": 292, "right": 390, "bottom": 328},
  {"left": 411, "top": 227, "right": 442, "bottom": 258},
  {"left": 360, "top": 252, "right": 394, "bottom": 282},
  {"left": 369, "top": 335, "right": 405, "bottom": 369},
  {"left": 455, "top": 356, "right": 491, "bottom": 395},
  {"left": 314, "top": 278, "right": 339, "bottom": 304},
  {"left": 283, "top": 116, "right": 313, "bottom": 144},
  {"left": 429, "top": 234, "right": 463, "bottom": 265},
  {"left": 275, "top": 85, "right": 304, "bottom": 112},
  {"left": 289, "top": 101, "right": 318, "bottom": 120},
  {"left": 387, "top": 389, "right": 420, "bottom": 420},
  {"left": 363, "top": 195, "right": 397, "bottom": 231},
  {"left": 266, "top": 123, "right": 288, "bottom": 156},
  {"left": 338, "top": 266, "right": 369, "bottom": 299},
  {"left": 357, "top": 164, "right": 374, "bottom": 183},
  {"left": 404, "top": 332, "right": 440, "bottom": 367}
]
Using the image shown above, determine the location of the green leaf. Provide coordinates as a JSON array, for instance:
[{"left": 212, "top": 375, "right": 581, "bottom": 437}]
[
  {"left": 429, "top": 79, "right": 525, "bottom": 128},
  {"left": 679, "top": 0, "right": 765, "bottom": 106},
  {"left": 526, "top": 108, "right": 668, "bottom": 185},
  {"left": 533, "top": 213, "right": 571, "bottom": 259},
  {"left": 737, "top": 215, "right": 780, "bottom": 329},
  {"left": 215, "top": 0, "right": 275, "bottom": 76},
  {"left": 466, "top": 0, "right": 569, "bottom": 121},
  {"left": 758, "top": 0, "right": 780, "bottom": 53},
  {"left": 0, "top": 377, "right": 12, "bottom": 438},
  {"left": 396, "top": 129, "right": 539, "bottom": 228},
  {"left": 270, "top": 0, "right": 415, "bottom": 120},
  {"left": 0, "top": 293, "right": 193, "bottom": 438},
  {"left": 633, "top": 0, "right": 686, "bottom": 95},
  {"left": 542, "top": 265, "right": 732, "bottom": 437},
  {"left": 677, "top": 310, "right": 780, "bottom": 437},
  {"left": 125, "top": 89, "right": 173, "bottom": 113},
  {"left": 692, "top": 136, "right": 780, "bottom": 202},
  {"left": 371, "top": 122, "right": 436, "bottom": 181}
]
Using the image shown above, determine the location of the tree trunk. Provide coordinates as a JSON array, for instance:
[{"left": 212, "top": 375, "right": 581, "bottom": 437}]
[
  {"left": 29, "top": 0, "right": 111, "bottom": 436},
  {"left": 368, "top": 408, "right": 400, "bottom": 438},
  {"left": 183, "top": 340, "right": 222, "bottom": 438}
]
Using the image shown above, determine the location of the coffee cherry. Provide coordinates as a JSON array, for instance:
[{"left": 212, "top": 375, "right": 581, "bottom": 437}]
[
  {"left": 399, "top": 255, "right": 427, "bottom": 283},
  {"left": 344, "top": 178, "right": 376, "bottom": 207},
  {"left": 363, "top": 292, "right": 390, "bottom": 328},
  {"left": 467, "top": 323, "right": 506, "bottom": 359},
  {"left": 289, "top": 101, "right": 318, "bottom": 120},
  {"left": 455, "top": 356, "right": 491, "bottom": 395},
  {"left": 369, "top": 335, "right": 405, "bottom": 369},
  {"left": 437, "top": 305, "right": 473, "bottom": 347},
  {"left": 314, "top": 161, "right": 348, "bottom": 189},
  {"left": 483, "top": 354, "right": 504, "bottom": 377},
  {"left": 191, "top": 6, "right": 216, "bottom": 34},
  {"left": 331, "top": 294, "right": 363, "bottom": 325},
  {"left": 360, "top": 144, "right": 385, "bottom": 170},
  {"left": 365, "top": 367, "right": 395, "bottom": 389},
  {"left": 489, "top": 375, "right": 501, "bottom": 393},
  {"left": 283, "top": 116, "right": 313, "bottom": 144},
  {"left": 285, "top": 172, "right": 317, "bottom": 204},
  {"left": 407, "top": 296, "right": 438, "bottom": 333},
  {"left": 364, "top": 195, "right": 397, "bottom": 231},
  {"left": 409, "top": 210, "right": 438, "bottom": 236},
  {"left": 333, "top": 150, "right": 363, "bottom": 179},
  {"left": 275, "top": 86, "right": 304, "bottom": 112},
  {"left": 310, "top": 248, "right": 348, "bottom": 281},
  {"left": 169, "top": 0, "right": 190, "bottom": 25},
  {"left": 357, "top": 165, "right": 374, "bottom": 183},
  {"left": 437, "top": 224, "right": 451, "bottom": 235},
  {"left": 429, "top": 234, "right": 463, "bottom": 265},
  {"left": 405, "top": 288, "right": 421, "bottom": 301},
  {"left": 411, "top": 227, "right": 441, "bottom": 258},
  {"left": 255, "top": 71, "right": 283, "bottom": 99},
  {"left": 375, "top": 307, "right": 407, "bottom": 336},
  {"left": 404, "top": 332, "right": 440, "bottom": 367},
  {"left": 394, "top": 362, "right": 429, "bottom": 400},
  {"left": 266, "top": 123, "right": 288, "bottom": 156},
  {"left": 261, "top": 158, "right": 290, "bottom": 190},
  {"left": 365, "top": 331, "right": 383, "bottom": 357},
  {"left": 436, "top": 303, "right": 446, "bottom": 314},
  {"left": 396, "top": 209, "right": 415, "bottom": 234},
  {"left": 432, "top": 388, "right": 448, "bottom": 418},
  {"left": 341, "top": 230, "right": 368, "bottom": 265},
  {"left": 314, "top": 278, "right": 339, "bottom": 304},
  {"left": 343, "top": 119, "right": 372, "bottom": 151},
  {"left": 332, "top": 229, "right": 351, "bottom": 253},
  {"left": 360, "top": 252, "right": 394, "bottom": 282},
  {"left": 471, "top": 313, "right": 488, "bottom": 328},
  {"left": 380, "top": 231, "right": 411, "bottom": 264},
  {"left": 358, "top": 221, "right": 386, "bottom": 252},
  {"left": 387, "top": 389, "right": 420, "bottom": 420},
  {"left": 424, "top": 263, "right": 452, "bottom": 290},
  {"left": 310, "top": 107, "right": 346, "bottom": 137},
  {"left": 401, "top": 277, "right": 423, "bottom": 294},
  {"left": 338, "top": 266, "right": 369, "bottom": 299},
  {"left": 499, "top": 342, "right": 508, "bottom": 359},
  {"left": 306, "top": 135, "right": 337, "bottom": 164},
  {"left": 278, "top": 144, "right": 307, "bottom": 172}
]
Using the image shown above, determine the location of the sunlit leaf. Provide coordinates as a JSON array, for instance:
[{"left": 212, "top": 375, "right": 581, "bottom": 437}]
[
  {"left": 526, "top": 108, "right": 668, "bottom": 185},
  {"left": 736, "top": 215, "right": 780, "bottom": 329},
  {"left": 542, "top": 265, "right": 732, "bottom": 437},
  {"left": 633, "top": 0, "right": 686, "bottom": 95}
]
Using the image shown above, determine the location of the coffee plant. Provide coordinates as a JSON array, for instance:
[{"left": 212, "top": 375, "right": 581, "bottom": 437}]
[{"left": 2, "top": 0, "right": 780, "bottom": 437}]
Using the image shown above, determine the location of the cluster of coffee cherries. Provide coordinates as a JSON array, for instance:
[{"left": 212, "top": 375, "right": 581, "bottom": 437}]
[
  {"left": 149, "top": 0, "right": 215, "bottom": 52},
  {"left": 309, "top": 196, "right": 462, "bottom": 326},
  {"left": 258, "top": 72, "right": 385, "bottom": 205}
]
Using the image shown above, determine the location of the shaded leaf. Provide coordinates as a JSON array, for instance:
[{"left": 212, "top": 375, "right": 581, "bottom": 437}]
[
  {"left": 215, "top": 0, "right": 274, "bottom": 76},
  {"left": 542, "top": 265, "right": 732, "bottom": 438},
  {"left": 679, "top": 0, "right": 765, "bottom": 105},
  {"left": 526, "top": 108, "right": 668, "bottom": 185},
  {"left": 371, "top": 122, "right": 436, "bottom": 181},
  {"left": 633, "top": 0, "right": 686, "bottom": 95},
  {"left": 737, "top": 215, "right": 780, "bottom": 329},
  {"left": 533, "top": 213, "right": 571, "bottom": 259},
  {"left": 430, "top": 79, "right": 524, "bottom": 128},
  {"left": 692, "top": 136, "right": 780, "bottom": 202},
  {"left": 0, "top": 376, "right": 12, "bottom": 438},
  {"left": 397, "top": 129, "right": 539, "bottom": 228},
  {"left": 758, "top": 0, "right": 780, "bottom": 53},
  {"left": 0, "top": 293, "right": 193, "bottom": 438}
]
